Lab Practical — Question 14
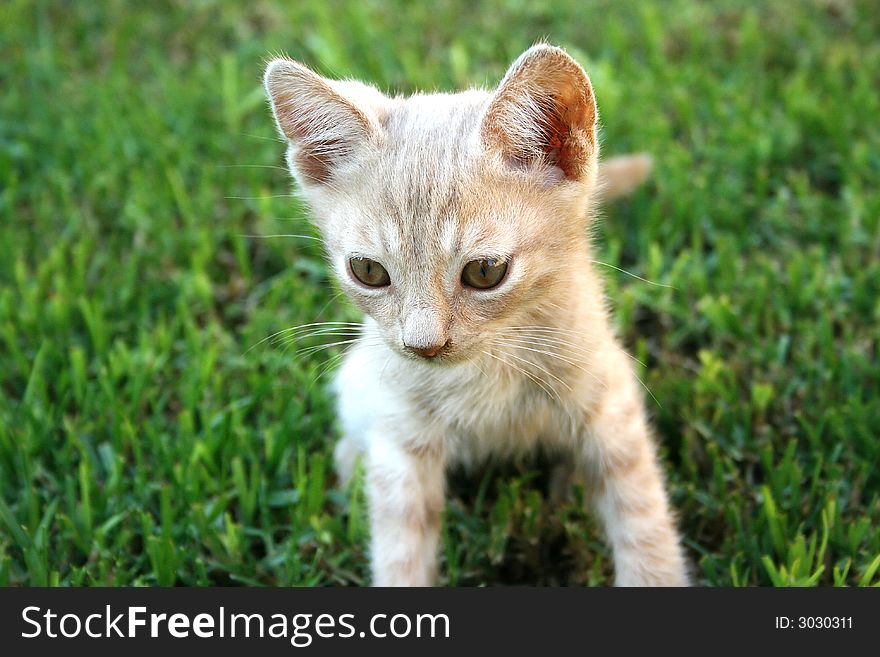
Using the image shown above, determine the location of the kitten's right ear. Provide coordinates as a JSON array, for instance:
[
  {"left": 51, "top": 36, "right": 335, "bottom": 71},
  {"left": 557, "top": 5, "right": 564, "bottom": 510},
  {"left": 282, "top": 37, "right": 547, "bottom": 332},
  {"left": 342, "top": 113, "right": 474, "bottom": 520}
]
[
  {"left": 481, "top": 45, "right": 598, "bottom": 182},
  {"left": 264, "top": 58, "right": 386, "bottom": 185}
]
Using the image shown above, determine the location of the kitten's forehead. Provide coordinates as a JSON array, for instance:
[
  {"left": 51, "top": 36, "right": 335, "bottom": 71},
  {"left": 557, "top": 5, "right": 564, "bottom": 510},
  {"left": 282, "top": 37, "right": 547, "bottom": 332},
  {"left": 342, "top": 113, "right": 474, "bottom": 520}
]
[
  {"left": 383, "top": 91, "right": 486, "bottom": 159},
  {"left": 349, "top": 91, "right": 514, "bottom": 257},
  {"left": 377, "top": 91, "right": 487, "bottom": 218}
]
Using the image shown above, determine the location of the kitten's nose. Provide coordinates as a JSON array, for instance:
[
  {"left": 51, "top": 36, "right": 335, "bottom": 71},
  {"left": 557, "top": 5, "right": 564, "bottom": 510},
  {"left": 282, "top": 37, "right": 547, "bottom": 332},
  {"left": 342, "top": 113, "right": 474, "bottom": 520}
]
[
  {"left": 401, "top": 307, "right": 449, "bottom": 359},
  {"left": 405, "top": 340, "right": 449, "bottom": 359}
]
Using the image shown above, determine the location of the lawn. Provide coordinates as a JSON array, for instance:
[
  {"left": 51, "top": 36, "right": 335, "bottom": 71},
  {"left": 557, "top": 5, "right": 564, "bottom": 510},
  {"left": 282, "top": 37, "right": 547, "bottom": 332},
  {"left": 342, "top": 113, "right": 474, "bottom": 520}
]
[{"left": 0, "top": 0, "right": 878, "bottom": 586}]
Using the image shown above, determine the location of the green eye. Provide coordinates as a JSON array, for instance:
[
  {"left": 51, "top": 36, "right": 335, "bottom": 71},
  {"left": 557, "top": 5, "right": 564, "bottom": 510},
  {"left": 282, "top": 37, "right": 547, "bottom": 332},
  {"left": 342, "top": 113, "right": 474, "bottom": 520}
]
[
  {"left": 349, "top": 257, "right": 391, "bottom": 287},
  {"left": 461, "top": 258, "right": 508, "bottom": 289}
]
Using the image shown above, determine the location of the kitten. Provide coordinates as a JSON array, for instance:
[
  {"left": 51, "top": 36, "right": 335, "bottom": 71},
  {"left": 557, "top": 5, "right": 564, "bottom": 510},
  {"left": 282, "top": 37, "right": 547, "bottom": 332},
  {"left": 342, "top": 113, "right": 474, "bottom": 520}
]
[{"left": 264, "top": 44, "right": 689, "bottom": 586}]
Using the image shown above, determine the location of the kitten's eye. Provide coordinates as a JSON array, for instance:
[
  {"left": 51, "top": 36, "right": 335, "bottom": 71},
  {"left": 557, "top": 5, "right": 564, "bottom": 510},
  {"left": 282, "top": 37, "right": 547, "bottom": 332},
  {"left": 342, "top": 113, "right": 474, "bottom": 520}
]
[
  {"left": 461, "top": 258, "right": 508, "bottom": 289},
  {"left": 349, "top": 257, "right": 391, "bottom": 287}
]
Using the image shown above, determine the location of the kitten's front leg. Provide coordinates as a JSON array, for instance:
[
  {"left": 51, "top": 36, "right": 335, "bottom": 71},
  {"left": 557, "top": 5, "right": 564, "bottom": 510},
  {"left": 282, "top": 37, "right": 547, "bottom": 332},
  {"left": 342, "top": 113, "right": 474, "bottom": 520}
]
[
  {"left": 365, "top": 428, "right": 445, "bottom": 586},
  {"left": 579, "top": 368, "right": 690, "bottom": 586}
]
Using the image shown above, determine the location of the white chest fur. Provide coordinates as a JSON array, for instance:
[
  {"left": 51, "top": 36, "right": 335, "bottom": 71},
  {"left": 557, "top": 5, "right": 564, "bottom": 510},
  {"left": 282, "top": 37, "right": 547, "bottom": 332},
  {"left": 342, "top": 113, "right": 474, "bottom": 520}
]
[{"left": 332, "top": 328, "right": 589, "bottom": 471}]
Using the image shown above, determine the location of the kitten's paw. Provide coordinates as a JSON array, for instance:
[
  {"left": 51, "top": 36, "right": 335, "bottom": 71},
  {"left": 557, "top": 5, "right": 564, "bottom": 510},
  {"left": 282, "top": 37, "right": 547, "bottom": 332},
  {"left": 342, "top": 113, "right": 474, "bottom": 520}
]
[
  {"left": 615, "top": 560, "right": 691, "bottom": 587},
  {"left": 616, "top": 572, "right": 690, "bottom": 587}
]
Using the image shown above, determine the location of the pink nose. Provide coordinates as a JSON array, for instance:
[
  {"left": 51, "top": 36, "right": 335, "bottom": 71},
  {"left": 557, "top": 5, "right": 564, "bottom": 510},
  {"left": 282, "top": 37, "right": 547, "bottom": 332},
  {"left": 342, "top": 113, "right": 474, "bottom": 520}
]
[{"left": 406, "top": 341, "right": 448, "bottom": 359}]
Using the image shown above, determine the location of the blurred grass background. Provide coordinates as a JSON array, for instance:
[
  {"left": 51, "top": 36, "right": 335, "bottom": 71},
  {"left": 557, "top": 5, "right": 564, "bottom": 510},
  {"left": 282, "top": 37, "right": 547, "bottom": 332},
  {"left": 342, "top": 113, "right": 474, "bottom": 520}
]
[{"left": 0, "top": 0, "right": 878, "bottom": 586}]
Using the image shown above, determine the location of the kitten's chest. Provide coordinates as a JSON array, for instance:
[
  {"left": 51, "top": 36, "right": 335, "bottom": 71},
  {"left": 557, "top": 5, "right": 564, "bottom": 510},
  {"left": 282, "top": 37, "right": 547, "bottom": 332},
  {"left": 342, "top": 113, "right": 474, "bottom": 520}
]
[
  {"left": 335, "top": 340, "right": 580, "bottom": 464},
  {"left": 404, "top": 357, "right": 566, "bottom": 464}
]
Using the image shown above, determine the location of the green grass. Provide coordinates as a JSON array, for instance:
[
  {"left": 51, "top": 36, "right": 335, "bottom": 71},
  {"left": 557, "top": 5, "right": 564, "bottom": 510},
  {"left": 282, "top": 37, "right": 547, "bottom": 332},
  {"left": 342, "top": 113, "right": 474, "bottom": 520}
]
[{"left": 1, "top": 0, "right": 878, "bottom": 587}]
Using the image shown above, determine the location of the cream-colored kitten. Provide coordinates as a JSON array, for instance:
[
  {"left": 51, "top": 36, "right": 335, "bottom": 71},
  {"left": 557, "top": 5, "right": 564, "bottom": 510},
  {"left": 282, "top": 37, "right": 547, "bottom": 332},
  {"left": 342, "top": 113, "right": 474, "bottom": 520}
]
[{"left": 264, "top": 45, "right": 689, "bottom": 586}]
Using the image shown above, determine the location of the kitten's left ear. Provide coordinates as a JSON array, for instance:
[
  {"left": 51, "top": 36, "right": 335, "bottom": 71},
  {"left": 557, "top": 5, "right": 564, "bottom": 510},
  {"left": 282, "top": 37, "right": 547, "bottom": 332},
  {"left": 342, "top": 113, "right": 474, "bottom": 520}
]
[{"left": 481, "top": 45, "right": 598, "bottom": 182}]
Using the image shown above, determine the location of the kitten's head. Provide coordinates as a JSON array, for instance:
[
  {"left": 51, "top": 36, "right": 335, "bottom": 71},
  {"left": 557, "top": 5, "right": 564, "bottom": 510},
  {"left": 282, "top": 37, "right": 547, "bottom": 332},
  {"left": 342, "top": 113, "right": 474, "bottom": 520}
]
[{"left": 264, "top": 45, "right": 599, "bottom": 363}]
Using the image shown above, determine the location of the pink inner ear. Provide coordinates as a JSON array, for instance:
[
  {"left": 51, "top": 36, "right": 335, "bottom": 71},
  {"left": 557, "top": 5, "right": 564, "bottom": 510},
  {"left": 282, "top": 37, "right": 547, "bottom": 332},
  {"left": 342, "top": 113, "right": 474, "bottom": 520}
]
[
  {"left": 492, "top": 91, "right": 593, "bottom": 181},
  {"left": 274, "top": 96, "right": 362, "bottom": 184},
  {"left": 294, "top": 138, "right": 349, "bottom": 185},
  {"left": 543, "top": 89, "right": 595, "bottom": 181},
  {"left": 482, "top": 49, "right": 597, "bottom": 182},
  {"left": 266, "top": 60, "right": 377, "bottom": 185}
]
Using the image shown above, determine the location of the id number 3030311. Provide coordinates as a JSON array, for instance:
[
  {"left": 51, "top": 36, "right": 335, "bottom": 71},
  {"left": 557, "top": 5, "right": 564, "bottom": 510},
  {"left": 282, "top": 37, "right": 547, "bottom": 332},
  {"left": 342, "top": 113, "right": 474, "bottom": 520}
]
[{"left": 775, "top": 616, "right": 853, "bottom": 629}]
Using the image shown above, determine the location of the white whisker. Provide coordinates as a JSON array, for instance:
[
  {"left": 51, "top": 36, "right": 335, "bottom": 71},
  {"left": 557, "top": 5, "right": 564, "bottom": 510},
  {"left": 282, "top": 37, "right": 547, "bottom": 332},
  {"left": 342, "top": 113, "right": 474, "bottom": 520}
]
[
  {"left": 481, "top": 349, "right": 559, "bottom": 402},
  {"left": 240, "top": 233, "right": 321, "bottom": 241},
  {"left": 492, "top": 337, "right": 606, "bottom": 390},
  {"left": 501, "top": 327, "right": 652, "bottom": 399},
  {"left": 238, "top": 132, "right": 287, "bottom": 144},
  {"left": 307, "top": 343, "right": 361, "bottom": 392},
  {"left": 225, "top": 194, "right": 298, "bottom": 200},
  {"left": 245, "top": 321, "right": 365, "bottom": 354},
  {"left": 501, "top": 331, "right": 595, "bottom": 355},
  {"left": 378, "top": 354, "right": 395, "bottom": 384},
  {"left": 492, "top": 344, "right": 571, "bottom": 394},
  {"left": 275, "top": 331, "right": 364, "bottom": 350},
  {"left": 274, "top": 325, "right": 364, "bottom": 344},
  {"left": 590, "top": 260, "right": 677, "bottom": 289},
  {"left": 295, "top": 338, "right": 383, "bottom": 359},
  {"left": 218, "top": 164, "right": 290, "bottom": 171}
]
